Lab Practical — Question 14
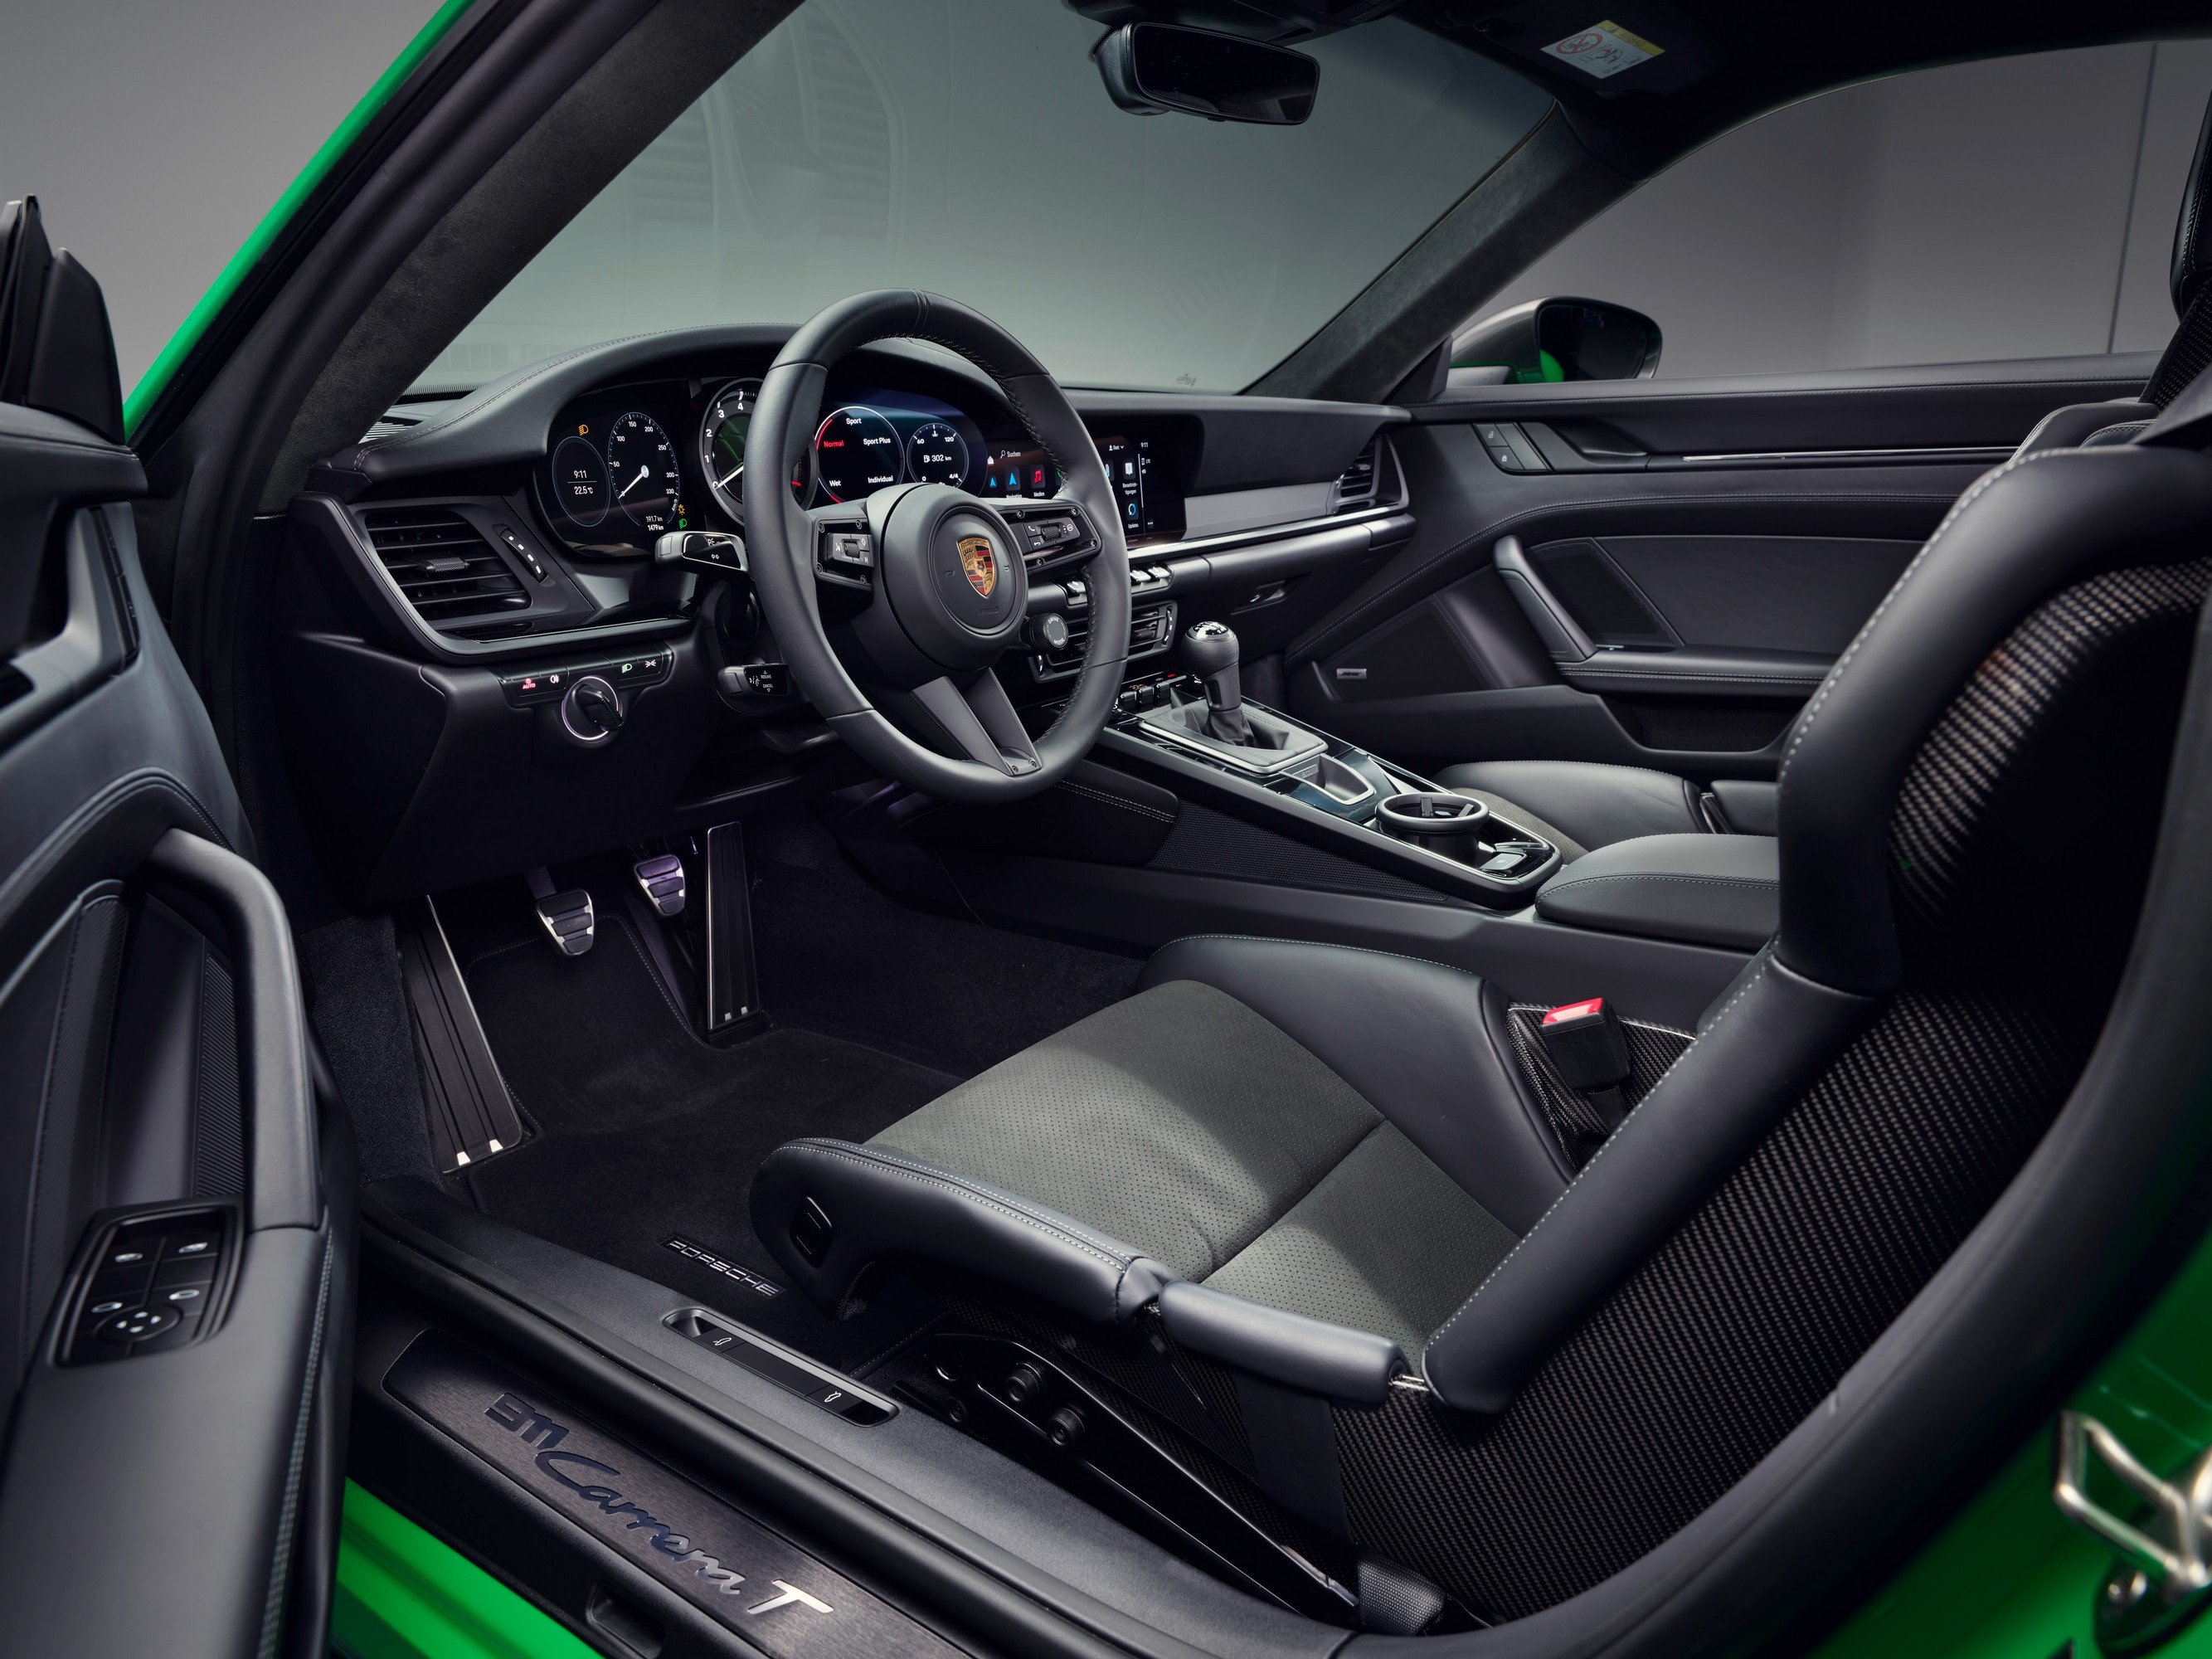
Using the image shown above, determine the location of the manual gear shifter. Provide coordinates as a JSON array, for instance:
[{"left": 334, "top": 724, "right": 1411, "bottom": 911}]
[{"left": 1180, "top": 620, "right": 1252, "bottom": 745}]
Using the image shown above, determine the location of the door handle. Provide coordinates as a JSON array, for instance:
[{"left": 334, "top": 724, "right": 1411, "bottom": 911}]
[
  {"left": 143, "top": 830, "right": 318, "bottom": 1229},
  {"left": 1492, "top": 535, "right": 1595, "bottom": 663}
]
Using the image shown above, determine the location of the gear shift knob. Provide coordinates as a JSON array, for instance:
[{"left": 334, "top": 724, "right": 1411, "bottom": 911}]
[
  {"left": 1180, "top": 620, "right": 1252, "bottom": 744},
  {"left": 1181, "top": 620, "right": 1239, "bottom": 682}
]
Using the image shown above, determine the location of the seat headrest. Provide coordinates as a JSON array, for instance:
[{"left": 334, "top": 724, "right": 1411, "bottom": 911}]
[{"left": 2174, "top": 94, "right": 2212, "bottom": 319}]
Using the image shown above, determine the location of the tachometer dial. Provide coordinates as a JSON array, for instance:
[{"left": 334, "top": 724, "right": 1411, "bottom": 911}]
[
  {"left": 904, "top": 420, "right": 970, "bottom": 489},
  {"left": 698, "top": 378, "right": 759, "bottom": 518},
  {"left": 549, "top": 434, "right": 610, "bottom": 527},
  {"left": 605, "top": 411, "right": 683, "bottom": 533},
  {"left": 813, "top": 406, "right": 901, "bottom": 502}
]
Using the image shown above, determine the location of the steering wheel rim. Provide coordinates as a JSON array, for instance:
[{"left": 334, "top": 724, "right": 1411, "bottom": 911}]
[{"left": 743, "top": 290, "right": 1131, "bottom": 805}]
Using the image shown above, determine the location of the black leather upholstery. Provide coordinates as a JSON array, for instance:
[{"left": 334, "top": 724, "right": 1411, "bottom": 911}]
[
  {"left": 751, "top": 1138, "right": 1174, "bottom": 1324},
  {"left": 1432, "top": 759, "right": 1704, "bottom": 852},
  {"left": 1156, "top": 1281, "right": 1403, "bottom": 1405},
  {"left": 2015, "top": 398, "right": 2160, "bottom": 458},
  {"left": 1708, "top": 777, "right": 1777, "bottom": 834},
  {"left": 1534, "top": 832, "right": 1777, "bottom": 951}
]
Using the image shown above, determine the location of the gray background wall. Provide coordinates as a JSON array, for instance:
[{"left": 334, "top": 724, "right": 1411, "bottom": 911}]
[
  {"left": 0, "top": 0, "right": 437, "bottom": 393},
  {"left": 1478, "top": 41, "right": 2212, "bottom": 378},
  {"left": 2, "top": 5, "right": 2208, "bottom": 395}
]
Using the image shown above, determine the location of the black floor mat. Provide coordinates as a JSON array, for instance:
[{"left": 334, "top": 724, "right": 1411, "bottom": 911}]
[
  {"left": 436, "top": 804, "right": 1143, "bottom": 1371},
  {"left": 459, "top": 907, "right": 957, "bottom": 1370}
]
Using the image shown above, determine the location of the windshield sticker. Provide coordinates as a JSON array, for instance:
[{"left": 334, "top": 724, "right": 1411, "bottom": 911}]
[{"left": 1542, "top": 21, "right": 1664, "bottom": 79}]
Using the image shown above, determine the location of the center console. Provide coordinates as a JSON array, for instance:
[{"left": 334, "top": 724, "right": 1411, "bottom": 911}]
[
  {"left": 863, "top": 623, "right": 1757, "bottom": 1037},
  {"left": 1093, "top": 621, "right": 1562, "bottom": 898}
]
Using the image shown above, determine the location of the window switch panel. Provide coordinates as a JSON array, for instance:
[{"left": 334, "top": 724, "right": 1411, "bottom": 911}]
[{"left": 55, "top": 1204, "right": 236, "bottom": 1366}]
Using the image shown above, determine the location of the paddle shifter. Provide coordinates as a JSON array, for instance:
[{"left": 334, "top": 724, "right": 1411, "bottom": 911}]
[{"left": 1180, "top": 620, "right": 1252, "bottom": 745}]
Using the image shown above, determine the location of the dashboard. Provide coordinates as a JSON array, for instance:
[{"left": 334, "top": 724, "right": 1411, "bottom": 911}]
[
  {"left": 536, "top": 375, "right": 1184, "bottom": 557},
  {"left": 285, "top": 324, "right": 1407, "bottom": 910}
]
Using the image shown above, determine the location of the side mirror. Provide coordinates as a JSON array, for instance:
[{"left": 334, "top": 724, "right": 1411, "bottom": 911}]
[
  {"left": 1092, "top": 23, "right": 1319, "bottom": 125},
  {"left": 1451, "top": 298, "right": 1660, "bottom": 384}
]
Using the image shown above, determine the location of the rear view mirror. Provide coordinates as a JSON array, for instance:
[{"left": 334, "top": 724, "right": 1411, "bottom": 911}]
[
  {"left": 1452, "top": 297, "right": 1661, "bottom": 383},
  {"left": 1092, "top": 23, "right": 1319, "bottom": 124}
]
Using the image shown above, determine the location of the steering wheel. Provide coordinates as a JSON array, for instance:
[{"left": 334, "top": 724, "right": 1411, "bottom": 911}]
[{"left": 743, "top": 291, "right": 1131, "bottom": 805}]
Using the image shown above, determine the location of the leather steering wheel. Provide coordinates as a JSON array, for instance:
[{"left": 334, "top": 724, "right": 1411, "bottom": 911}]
[{"left": 743, "top": 291, "right": 1131, "bottom": 804}]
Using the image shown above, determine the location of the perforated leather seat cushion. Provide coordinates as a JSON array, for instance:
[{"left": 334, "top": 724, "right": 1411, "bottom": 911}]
[{"left": 871, "top": 976, "right": 1518, "bottom": 1351}]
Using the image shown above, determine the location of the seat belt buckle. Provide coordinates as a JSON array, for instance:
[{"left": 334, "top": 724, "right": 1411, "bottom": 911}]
[{"left": 1539, "top": 997, "right": 1632, "bottom": 1123}]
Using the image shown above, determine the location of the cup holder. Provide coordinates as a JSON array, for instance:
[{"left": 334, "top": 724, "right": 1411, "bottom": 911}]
[{"left": 1375, "top": 791, "right": 1490, "bottom": 844}]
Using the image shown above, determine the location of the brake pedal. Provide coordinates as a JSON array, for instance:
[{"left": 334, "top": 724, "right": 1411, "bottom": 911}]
[
  {"left": 534, "top": 887, "right": 596, "bottom": 956},
  {"left": 634, "top": 853, "right": 686, "bottom": 917}
]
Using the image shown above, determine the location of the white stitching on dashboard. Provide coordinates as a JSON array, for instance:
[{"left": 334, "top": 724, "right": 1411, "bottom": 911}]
[{"left": 1055, "top": 779, "right": 1176, "bottom": 820}]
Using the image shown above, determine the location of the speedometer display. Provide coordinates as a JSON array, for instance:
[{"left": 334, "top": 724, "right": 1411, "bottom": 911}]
[
  {"left": 813, "top": 406, "right": 901, "bottom": 502},
  {"left": 905, "top": 420, "right": 970, "bottom": 488},
  {"left": 606, "top": 411, "right": 683, "bottom": 533}
]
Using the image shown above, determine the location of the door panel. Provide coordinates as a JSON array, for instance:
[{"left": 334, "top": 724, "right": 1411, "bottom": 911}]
[
  {"left": 1289, "top": 353, "right": 2149, "bottom": 776},
  {"left": 1535, "top": 535, "right": 1918, "bottom": 655},
  {"left": 0, "top": 215, "right": 343, "bottom": 1655}
]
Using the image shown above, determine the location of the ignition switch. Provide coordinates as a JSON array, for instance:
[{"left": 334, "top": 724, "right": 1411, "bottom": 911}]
[{"left": 561, "top": 675, "right": 625, "bottom": 744}]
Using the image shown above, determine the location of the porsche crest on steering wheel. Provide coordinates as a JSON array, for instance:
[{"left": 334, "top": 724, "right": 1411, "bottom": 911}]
[{"left": 958, "top": 533, "right": 999, "bottom": 597}]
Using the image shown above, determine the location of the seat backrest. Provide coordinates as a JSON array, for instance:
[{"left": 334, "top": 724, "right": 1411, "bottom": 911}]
[{"left": 1390, "top": 407, "right": 2212, "bottom": 1616}]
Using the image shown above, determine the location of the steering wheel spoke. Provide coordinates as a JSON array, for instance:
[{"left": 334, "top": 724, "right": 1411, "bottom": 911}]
[{"left": 890, "top": 674, "right": 1042, "bottom": 776}]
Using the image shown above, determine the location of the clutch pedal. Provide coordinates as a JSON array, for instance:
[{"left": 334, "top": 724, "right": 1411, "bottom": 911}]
[{"left": 634, "top": 853, "right": 686, "bottom": 917}]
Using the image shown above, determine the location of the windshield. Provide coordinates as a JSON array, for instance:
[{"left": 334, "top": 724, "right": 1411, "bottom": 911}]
[{"left": 418, "top": 0, "right": 1548, "bottom": 396}]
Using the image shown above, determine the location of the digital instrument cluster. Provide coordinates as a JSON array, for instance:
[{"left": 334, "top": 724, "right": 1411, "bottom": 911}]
[{"left": 538, "top": 375, "right": 1181, "bottom": 554}]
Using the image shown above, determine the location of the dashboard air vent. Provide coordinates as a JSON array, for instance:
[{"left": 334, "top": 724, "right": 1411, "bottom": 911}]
[
  {"left": 1333, "top": 439, "right": 1382, "bottom": 512},
  {"left": 362, "top": 508, "right": 527, "bottom": 624}
]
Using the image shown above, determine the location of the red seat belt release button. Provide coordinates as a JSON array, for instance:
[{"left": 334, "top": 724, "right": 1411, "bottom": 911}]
[{"left": 1539, "top": 997, "right": 1632, "bottom": 1094}]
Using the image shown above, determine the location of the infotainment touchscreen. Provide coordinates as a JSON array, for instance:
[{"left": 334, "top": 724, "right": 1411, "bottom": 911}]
[{"left": 983, "top": 431, "right": 1184, "bottom": 545}]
